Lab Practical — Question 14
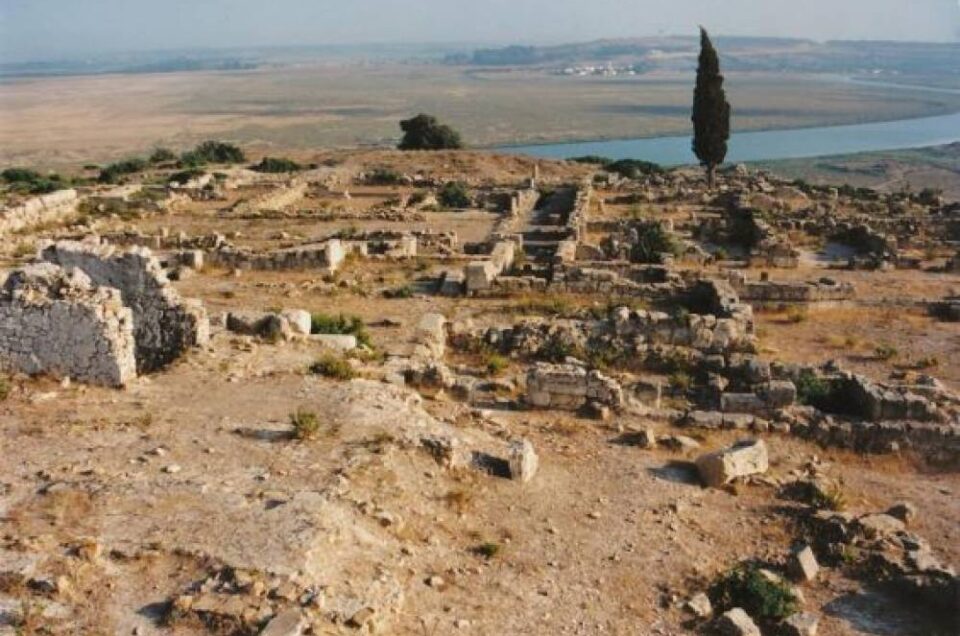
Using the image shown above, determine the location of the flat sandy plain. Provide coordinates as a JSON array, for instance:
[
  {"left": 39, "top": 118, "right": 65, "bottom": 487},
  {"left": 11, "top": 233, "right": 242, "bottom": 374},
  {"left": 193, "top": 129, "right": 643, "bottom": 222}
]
[{"left": 3, "top": 63, "right": 960, "bottom": 167}]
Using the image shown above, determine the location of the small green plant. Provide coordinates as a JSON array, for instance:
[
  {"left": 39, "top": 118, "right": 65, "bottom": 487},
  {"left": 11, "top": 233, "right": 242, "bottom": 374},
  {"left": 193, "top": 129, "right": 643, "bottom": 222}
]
[
  {"left": 0, "top": 376, "right": 10, "bottom": 401},
  {"left": 812, "top": 482, "right": 847, "bottom": 511},
  {"left": 913, "top": 356, "right": 939, "bottom": 370},
  {"left": 289, "top": 409, "right": 322, "bottom": 440},
  {"left": 472, "top": 542, "right": 502, "bottom": 559},
  {"left": 251, "top": 156, "right": 302, "bottom": 173},
  {"left": 537, "top": 336, "right": 581, "bottom": 363},
  {"left": 484, "top": 353, "right": 510, "bottom": 376},
  {"left": 709, "top": 564, "right": 799, "bottom": 621},
  {"left": 438, "top": 181, "right": 471, "bottom": 209},
  {"left": 309, "top": 354, "right": 356, "bottom": 381},
  {"left": 875, "top": 343, "right": 898, "bottom": 361},
  {"left": 149, "top": 147, "right": 177, "bottom": 164},
  {"left": 668, "top": 371, "right": 692, "bottom": 394},
  {"left": 795, "top": 370, "right": 833, "bottom": 409},
  {"left": 310, "top": 313, "right": 372, "bottom": 348}
]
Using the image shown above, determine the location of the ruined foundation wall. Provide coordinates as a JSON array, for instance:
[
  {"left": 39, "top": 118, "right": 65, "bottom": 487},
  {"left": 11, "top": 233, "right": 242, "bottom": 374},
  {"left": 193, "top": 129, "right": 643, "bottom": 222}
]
[
  {"left": 0, "top": 189, "right": 79, "bottom": 236},
  {"left": 41, "top": 241, "right": 208, "bottom": 374},
  {"left": 525, "top": 363, "right": 624, "bottom": 411},
  {"left": 0, "top": 264, "right": 137, "bottom": 386}
]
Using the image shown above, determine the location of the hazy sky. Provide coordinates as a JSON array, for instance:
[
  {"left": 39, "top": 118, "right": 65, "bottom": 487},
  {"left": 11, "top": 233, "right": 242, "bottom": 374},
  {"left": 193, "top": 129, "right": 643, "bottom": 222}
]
[{"left": 1, "top": 0, "right": 958, "bottom": 62}]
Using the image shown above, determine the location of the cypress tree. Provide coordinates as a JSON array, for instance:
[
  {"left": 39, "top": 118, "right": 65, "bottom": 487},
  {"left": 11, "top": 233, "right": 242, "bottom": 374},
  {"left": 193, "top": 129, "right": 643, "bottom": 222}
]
[{"left": 692, "top": 27, "right": 731, "bottom": 188}]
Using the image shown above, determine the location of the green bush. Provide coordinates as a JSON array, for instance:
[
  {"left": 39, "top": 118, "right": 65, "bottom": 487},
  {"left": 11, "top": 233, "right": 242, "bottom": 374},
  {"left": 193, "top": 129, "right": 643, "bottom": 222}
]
[
  {"left": 795, "top": 370, "right": 833, "bottom": 408},
  {"left": 289, "top": 409, "right": 322, "bottom": 440},
  {"left": 367, "top": 167, "right": 403, "bottom": 185},
  {"left": 180, "top": 140, "right": 246, "bottom": 167},
  {"left": 568, "top": 155, "right": 613, "bottom": 166},
  {"left": 168, "top": 168, "right": 206, "bottom": 185},
  {"left": 397, "top": 113, "right": 464, "bottom": 150},
  {"left": 99, "top": 158, "right": 147, "bottom": 184},
  {"left": 537, "top": 336, "right": 582, "bottom": 363},
  {"left": 149, "top": 147, "right": 177, "bottom": 164},
  {"left": 1, "top": 168, "right": 65, "bottom": 194},
  {"left": 472, "top": 542, "right": 502, "bottom": 559},
  {"left": 384, "top": 285, "right": 414, "bottom": 299},
  {"left": 629, "top": 221, "right": 680, "bottom": 264},
  {"left": 438, "top": 181, "right": 471, "bottom": 209},
  {"left": 484, "top": 353, "right": 510, "bottom": 376},
  {"left": 668, "top": 371, "right": 692, "bottom": 394},
  {"left": 606, "top": 158, "right": 663, "bottom": 178},
  {"left": 310, "top": 313, "right": 372, "bottom": 348},
  {"left": 309, "top": 354, "right": 356, "bottom": 381},
  {"left": 252, "top": 157, "right": 302, "bottom": 173},
  {"left": 709, "top": 565, "right": 799, "bottom": 621}
]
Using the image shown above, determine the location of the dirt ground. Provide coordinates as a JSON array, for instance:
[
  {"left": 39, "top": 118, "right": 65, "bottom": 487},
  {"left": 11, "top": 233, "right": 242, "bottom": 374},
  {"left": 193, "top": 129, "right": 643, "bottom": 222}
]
[{"left": 1, "top": 151, "right": 958, "bottom": 635}]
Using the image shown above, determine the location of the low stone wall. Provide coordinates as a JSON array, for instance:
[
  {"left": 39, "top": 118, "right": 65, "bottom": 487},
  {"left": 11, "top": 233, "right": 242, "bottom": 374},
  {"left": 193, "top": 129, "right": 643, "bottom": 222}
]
[
  {"left": 41, "top": 240, "right": 209, "bottom": 374},
  {"left": 206, "top": 239, "right": 346, "bottom": 273},
  {"left": 611, "top": 305, "right": 754, "bottom": 354},
  {"left": 730, "top": 274, "right": 856, "bottom": 304},
  {"left": 0, "top": 263, "right": 136, "bottom": 387},
  {"left": 525, "top": 363, "right": 624, "bottom": 411},
  {"left": 0, "top": 190, "right": 79, "bottom": 236},
  {"left": 464, "top": 240, "right": 517, "bottom": 294}
]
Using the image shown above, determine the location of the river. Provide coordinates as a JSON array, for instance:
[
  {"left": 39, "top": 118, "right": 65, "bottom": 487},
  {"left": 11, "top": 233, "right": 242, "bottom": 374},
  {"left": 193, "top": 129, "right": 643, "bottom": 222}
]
[{"left": 500, "top": 110, "right": 960, "bottom": 166}]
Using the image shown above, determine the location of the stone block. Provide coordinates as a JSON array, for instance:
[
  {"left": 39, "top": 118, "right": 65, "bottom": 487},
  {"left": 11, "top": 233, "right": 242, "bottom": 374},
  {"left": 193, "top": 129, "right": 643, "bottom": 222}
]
[
  {"left": 696, "top": 439, "right": 769, "bottom": 488},
  {"left": 508, "top": 439, "right": 538, "bottom": 483}
]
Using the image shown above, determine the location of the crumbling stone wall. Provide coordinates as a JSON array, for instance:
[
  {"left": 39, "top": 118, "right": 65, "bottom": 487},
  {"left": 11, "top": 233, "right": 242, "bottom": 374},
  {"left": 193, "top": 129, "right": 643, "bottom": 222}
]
[
  {"left": 0, "top": 189, "right": 79, "bottom": 236},
  {"left": 728, "top": 273, "right": 856, "bottom": 304},
  {"left": 41, "top": 240, "right": 208, "bottom": 374},
  {"left": 526, "top": 363, "right": 623, "bottom": 411},
  {"left": 0, "top": 263, "right": 136, "bottom": 386},
  {"left": 206, "top": 239, "right": 346, "bottom": 273}
]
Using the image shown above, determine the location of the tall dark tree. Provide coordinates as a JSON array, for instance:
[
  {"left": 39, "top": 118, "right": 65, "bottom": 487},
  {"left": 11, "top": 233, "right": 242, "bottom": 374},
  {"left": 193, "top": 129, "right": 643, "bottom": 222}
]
[
  {"left": 692, "top": 27, "right": 731, "bottom": 188},
  {"left": 398, "top": 114, "right": 464, "bottom": 150}
]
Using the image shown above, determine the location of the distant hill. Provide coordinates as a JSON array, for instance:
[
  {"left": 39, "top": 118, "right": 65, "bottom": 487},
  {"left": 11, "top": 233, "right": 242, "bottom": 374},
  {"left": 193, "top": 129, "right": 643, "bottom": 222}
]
[{"left": 445, "top": 37, "right": 960, "bottom": 84}]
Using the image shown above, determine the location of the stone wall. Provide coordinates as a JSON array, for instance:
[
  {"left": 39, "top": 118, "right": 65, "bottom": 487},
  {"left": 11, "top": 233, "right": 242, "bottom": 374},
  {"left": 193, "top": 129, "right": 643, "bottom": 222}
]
[
  {"left": 729, "top": 273, "right": 856, "bottom": 304},
  {"left": 0, "top": 263, "right": 136, "bottom": 387},
  {"left": 464, "top": 240, "right": 517, "bottom": 294},
  {"left": 41, "top": 240, "right": 208, "bottom": 374},
  {"left": 206, "top": 239, "right": 346, "bottom": 273},
  {"left": 525, "top": 363, "right": 624, "bottom": 411},
  {"left": 0, "top": 189, "right": 79, "bottom": 236}
]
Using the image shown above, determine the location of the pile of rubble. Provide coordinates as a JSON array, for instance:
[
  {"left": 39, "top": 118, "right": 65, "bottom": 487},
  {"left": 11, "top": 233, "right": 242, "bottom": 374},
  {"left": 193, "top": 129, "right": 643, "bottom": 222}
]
[{"left": 0, "top": 239, "right": 209, "bottom": 386}]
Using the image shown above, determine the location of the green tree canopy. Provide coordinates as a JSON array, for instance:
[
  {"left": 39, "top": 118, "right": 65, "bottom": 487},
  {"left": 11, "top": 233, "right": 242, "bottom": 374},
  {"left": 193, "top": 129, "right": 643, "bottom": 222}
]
[
  {"left": 398, "top": 114, "right": 464, "bottom": 151},
  {"left": 692, "top": 27, "right": 731, "bottom": 187}
]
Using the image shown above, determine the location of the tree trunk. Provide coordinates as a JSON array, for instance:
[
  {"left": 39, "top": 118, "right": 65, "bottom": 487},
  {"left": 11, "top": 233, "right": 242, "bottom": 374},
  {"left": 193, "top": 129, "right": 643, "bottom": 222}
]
[{"left": 706, "top": 165, "right": 716, "bottom": 190}]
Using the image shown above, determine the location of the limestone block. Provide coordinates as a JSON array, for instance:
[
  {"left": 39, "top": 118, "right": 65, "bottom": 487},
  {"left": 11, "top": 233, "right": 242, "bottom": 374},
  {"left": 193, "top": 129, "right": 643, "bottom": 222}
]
[
  {"left": 508, "top": 439, "right": 538, "bottom": 483},
  {"left": 696, "top": 439, "right": 769, "bottom": 488}
]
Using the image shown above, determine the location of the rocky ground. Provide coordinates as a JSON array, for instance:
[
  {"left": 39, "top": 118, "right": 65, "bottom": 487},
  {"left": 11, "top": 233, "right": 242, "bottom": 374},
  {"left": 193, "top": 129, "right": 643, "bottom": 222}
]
[{"left": 1, "top": 150, "right": 958, "bottom": 635}]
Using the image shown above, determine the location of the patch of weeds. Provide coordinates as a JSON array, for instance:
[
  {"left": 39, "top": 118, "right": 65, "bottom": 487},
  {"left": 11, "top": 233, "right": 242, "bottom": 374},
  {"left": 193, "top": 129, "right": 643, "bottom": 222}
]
[
  {"left": 471, "top": 542, "right": 502, "bottom": 559},
  {"left": 310, "top": 312, "right": 372, "bottom": 348},
  {"left": 785, "top": 306, "right": 808, "bottom": 323},
  {"left": 709, "top": 564, "right": 799, "bottom": 621},
  {"left": 795, "top": 370, "right": 833, "bottom": 409},
  {"left": 813, "top": 482, "right": 847, "bottom": 511},
  {"left": 384, "top": 285, "right": 414, "bottom": 299},
  {"left": 874, "top": 343, "right": 899, "bottom": 361},
  {"left": 0, "top": 376, "right": 9, "bottom": 401},
  {"left": 668, "top": 371, "right": 692, "bottom": 394},
  {"left": 289, "top": 409, "right": 322, "bottom": 440},
  {"left": 483, "top": 352, "right": 510, "bottom": 376},
  {"left": 537, "top": 336, "right": 583, "bottom": 363},
  {"left": 309, "top": 354, "right": 356, "bottom": 381},
  {"left": 913, "top": 356, "right": 939, "bottom": 370},
  {"left": 442, "top": 489, "right": 472, "bottom": 514}
]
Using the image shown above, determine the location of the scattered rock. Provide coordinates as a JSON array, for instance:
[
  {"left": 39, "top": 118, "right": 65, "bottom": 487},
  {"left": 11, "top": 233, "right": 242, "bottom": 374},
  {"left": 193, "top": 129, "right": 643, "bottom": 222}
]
[
  {"left": 260, "top": 608, "right": 307, "bottom": 636},
  {"left": 790, "top": 545, "right": 819, "bottom": 583},
  {"left": 783, "top": 611, "right": 820, "bottom": 636},
  {"left": 508, "top": 439, "right": 539, "bottom": 483},
  {"left": 715, "top": 607, "right": 761, "bottom": 636},
  {"left": 684, "top": 592, "right": 713, "bottom": 618},
  {"left": 695, "top": 439, "right": 769, "bottom": 488},
  {"left": 886, "top": 501, "right": 917, "bottom": 525}
]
